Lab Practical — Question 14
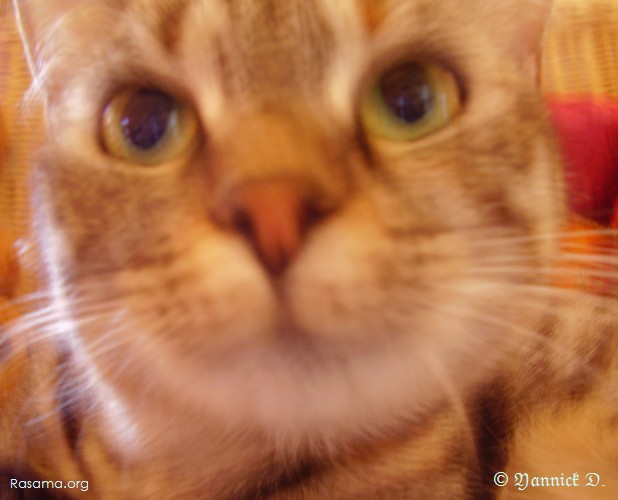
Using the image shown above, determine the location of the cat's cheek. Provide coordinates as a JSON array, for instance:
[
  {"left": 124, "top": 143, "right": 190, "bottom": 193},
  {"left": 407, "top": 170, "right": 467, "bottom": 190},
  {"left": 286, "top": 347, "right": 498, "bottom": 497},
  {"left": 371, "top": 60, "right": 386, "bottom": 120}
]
[{"left": 116, "top": 236, "right": 278, "bottom": 353}]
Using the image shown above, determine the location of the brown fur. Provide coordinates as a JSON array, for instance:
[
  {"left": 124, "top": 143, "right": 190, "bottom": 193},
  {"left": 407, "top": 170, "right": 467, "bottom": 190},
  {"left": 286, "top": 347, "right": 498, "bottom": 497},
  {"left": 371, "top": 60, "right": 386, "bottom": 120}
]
[{"left": 2, "top": 0, "right": 618, "bottom": 497}]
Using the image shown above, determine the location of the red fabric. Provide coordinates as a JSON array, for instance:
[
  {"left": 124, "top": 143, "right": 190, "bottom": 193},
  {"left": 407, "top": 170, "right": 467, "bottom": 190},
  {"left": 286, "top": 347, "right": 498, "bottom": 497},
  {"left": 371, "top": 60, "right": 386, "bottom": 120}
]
[{"left": 547, "top": 97, "right": 618, "bottom": 226}]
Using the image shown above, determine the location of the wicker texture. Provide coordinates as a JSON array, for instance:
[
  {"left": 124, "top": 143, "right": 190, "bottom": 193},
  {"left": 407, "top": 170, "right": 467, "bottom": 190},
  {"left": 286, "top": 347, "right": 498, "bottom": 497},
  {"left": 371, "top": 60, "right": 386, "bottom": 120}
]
[
  {"left": 543, "top": 0, "right": 618, "bottom": 97},
  {"left": 0, "top": 0, "right": 617, "bottom": 301},
  {"left": 0, "top": 0, "right": 41, "bottom": 303}
]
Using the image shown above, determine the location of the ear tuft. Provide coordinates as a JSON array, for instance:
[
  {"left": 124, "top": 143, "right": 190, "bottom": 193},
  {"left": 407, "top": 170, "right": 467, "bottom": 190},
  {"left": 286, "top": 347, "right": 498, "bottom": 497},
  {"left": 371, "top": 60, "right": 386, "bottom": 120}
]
[
  {"left": 482, "top": 0, "right": 554, "bottom": 80},
  {"left": 507, "top": 0, "right": 555, "bottom": 82},
  {"left": 514, "top": 0, "right": 555, "bottom": 58},
  {"left": 12, "top": 0, "right": 80, "bottom": 75}
]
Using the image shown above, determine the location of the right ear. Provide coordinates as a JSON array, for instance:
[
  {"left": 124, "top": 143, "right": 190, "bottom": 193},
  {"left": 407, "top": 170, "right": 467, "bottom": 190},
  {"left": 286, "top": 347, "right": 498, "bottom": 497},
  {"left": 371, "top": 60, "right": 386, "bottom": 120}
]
[{"left": 12, "top": 0, "right": 79, "bottom": 76}]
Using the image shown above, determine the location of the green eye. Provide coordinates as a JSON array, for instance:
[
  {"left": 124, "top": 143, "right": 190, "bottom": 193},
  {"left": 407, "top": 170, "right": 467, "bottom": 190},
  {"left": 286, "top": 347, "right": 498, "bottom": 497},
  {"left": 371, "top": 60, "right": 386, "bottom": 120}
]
[
  {"left": 102, "top": 88, "right": 198, "bottom": 165},
  {"left": 361, "top": 61, "right": 461, "bottom": 141}
]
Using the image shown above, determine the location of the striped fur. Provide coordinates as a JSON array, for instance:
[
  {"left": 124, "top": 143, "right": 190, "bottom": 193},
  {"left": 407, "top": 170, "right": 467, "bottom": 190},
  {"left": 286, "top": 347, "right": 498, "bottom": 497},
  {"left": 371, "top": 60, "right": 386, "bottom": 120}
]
[{"left": 2, "top": 0, "right": 618, "bottom": 497}]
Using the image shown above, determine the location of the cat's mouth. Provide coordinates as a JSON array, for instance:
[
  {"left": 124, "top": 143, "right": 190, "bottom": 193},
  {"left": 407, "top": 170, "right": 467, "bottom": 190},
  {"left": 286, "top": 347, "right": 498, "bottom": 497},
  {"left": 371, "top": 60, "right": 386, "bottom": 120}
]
[{"left": 187, "top": 298, "right": 399, "bottom": 372}]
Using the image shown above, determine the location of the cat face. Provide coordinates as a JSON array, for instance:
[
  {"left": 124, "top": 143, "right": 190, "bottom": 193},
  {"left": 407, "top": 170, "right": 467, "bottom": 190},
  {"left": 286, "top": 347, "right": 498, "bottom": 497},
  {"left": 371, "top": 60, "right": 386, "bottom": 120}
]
[{"left": 20, "top": 0, "right": 560, "bottom": 450}]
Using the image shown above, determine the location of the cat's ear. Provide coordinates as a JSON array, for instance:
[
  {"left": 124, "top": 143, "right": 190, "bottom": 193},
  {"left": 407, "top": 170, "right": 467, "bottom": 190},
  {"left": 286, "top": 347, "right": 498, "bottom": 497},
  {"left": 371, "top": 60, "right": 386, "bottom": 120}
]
[
  {"left": 503, "top": 0, "right": 554, "bottom": 78},
  {"left": 12, "top": 0, "right": 79, "bottom": 75}
]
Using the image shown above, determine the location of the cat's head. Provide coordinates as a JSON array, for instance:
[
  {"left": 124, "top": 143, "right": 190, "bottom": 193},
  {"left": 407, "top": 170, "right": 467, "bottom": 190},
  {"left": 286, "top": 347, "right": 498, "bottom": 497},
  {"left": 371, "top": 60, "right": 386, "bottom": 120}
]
[{"left": 17, "top": 0, "right": 561, "bottom": 452}]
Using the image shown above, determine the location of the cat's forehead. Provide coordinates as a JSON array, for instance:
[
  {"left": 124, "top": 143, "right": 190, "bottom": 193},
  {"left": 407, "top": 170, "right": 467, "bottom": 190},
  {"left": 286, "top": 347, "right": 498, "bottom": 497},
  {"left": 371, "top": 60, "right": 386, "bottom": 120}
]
[
  {"left": 35, "top": 0, "right": 548, "bottom": 95},
  {"left": 130, "top": 0, "right": 388, "bottom": 46},
  {"left": 126, "top": 0, "right": 376, "bottom": 91},
  {"left": 116, "top": 0, "right": 462, "bottom": 102},
  {"left": 122, "top": 0, "right": 449, "bottom": 59},
  {"left": 126, "top": 0, "right": 490, "bottom": 40}
]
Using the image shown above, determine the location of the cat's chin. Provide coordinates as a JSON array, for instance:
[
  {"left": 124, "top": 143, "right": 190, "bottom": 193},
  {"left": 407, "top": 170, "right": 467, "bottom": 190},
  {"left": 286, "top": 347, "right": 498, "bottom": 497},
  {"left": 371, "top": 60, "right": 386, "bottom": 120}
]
[{"left": 93, "top": 302, "right": 504, "bottom": 458}]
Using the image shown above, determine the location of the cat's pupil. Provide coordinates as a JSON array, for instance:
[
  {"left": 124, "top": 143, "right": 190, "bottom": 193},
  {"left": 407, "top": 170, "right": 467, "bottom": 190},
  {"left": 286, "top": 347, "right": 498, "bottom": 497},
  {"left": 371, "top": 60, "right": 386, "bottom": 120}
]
[
  {"left": 379, "top": 63, "right": 433, "bottom": 124},
  {"left": 121, "top": 89, "right": 174, "bottom": 150}
]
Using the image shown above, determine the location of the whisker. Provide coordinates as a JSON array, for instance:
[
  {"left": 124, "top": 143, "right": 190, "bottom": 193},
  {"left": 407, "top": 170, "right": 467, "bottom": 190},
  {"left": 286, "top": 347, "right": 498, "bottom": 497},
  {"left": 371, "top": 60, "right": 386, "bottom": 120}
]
[
  {"left": 413, "top": 282, "right": 611, "bottom": 379},
  {"left": 471, "top": 266, "right": 618, "bottom": 282},
  {"left": 469, "top": 228, "right": 618, "bottom": 247}
]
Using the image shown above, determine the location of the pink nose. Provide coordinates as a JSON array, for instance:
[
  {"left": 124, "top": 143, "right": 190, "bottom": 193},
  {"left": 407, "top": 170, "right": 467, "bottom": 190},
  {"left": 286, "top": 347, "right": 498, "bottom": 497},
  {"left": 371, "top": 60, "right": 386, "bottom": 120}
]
[{"left": 225, "top": 179, "right": 331, "bottom": 275}]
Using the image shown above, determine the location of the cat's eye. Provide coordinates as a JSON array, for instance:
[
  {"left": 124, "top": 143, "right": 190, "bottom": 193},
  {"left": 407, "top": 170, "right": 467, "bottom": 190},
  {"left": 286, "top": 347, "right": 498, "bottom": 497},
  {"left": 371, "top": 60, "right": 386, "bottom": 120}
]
[
  {"left": 361, "top": 61, "right": 461, "bottom": 141},
  {"left": 101, "top": 88, "right": 198, "bottom": 165}
]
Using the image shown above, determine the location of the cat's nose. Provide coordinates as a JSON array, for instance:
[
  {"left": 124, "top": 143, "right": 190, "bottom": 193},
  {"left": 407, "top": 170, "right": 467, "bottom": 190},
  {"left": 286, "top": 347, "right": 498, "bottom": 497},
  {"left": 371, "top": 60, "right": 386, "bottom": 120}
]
[{"left": 222, "top": 179, "right": 334, "bottom": 275}]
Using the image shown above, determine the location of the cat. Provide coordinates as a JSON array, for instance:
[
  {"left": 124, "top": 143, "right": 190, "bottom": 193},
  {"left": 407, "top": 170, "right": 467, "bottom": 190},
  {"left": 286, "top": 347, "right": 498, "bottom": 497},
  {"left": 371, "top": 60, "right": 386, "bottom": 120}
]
[{"left": 1, "top": 0, "right": 617, "bottom": 497}]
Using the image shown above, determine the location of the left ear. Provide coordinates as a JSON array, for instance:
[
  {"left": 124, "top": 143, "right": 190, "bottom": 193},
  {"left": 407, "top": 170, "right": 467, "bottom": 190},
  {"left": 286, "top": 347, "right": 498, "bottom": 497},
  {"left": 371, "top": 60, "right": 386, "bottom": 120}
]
[{"left": 12, "top": 0, "right": 80, "bottom": 76}]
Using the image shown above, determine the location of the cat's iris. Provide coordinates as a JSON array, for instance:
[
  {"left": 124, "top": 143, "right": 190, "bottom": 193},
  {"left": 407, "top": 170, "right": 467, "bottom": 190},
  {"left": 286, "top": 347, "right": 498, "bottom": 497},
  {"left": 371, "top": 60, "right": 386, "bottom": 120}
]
[
  {"left": 102, "top": 88, "right": 198, "bottom": 165},
  {"left": 361, "top": 61, "right": 461, "bottom": 141}
]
